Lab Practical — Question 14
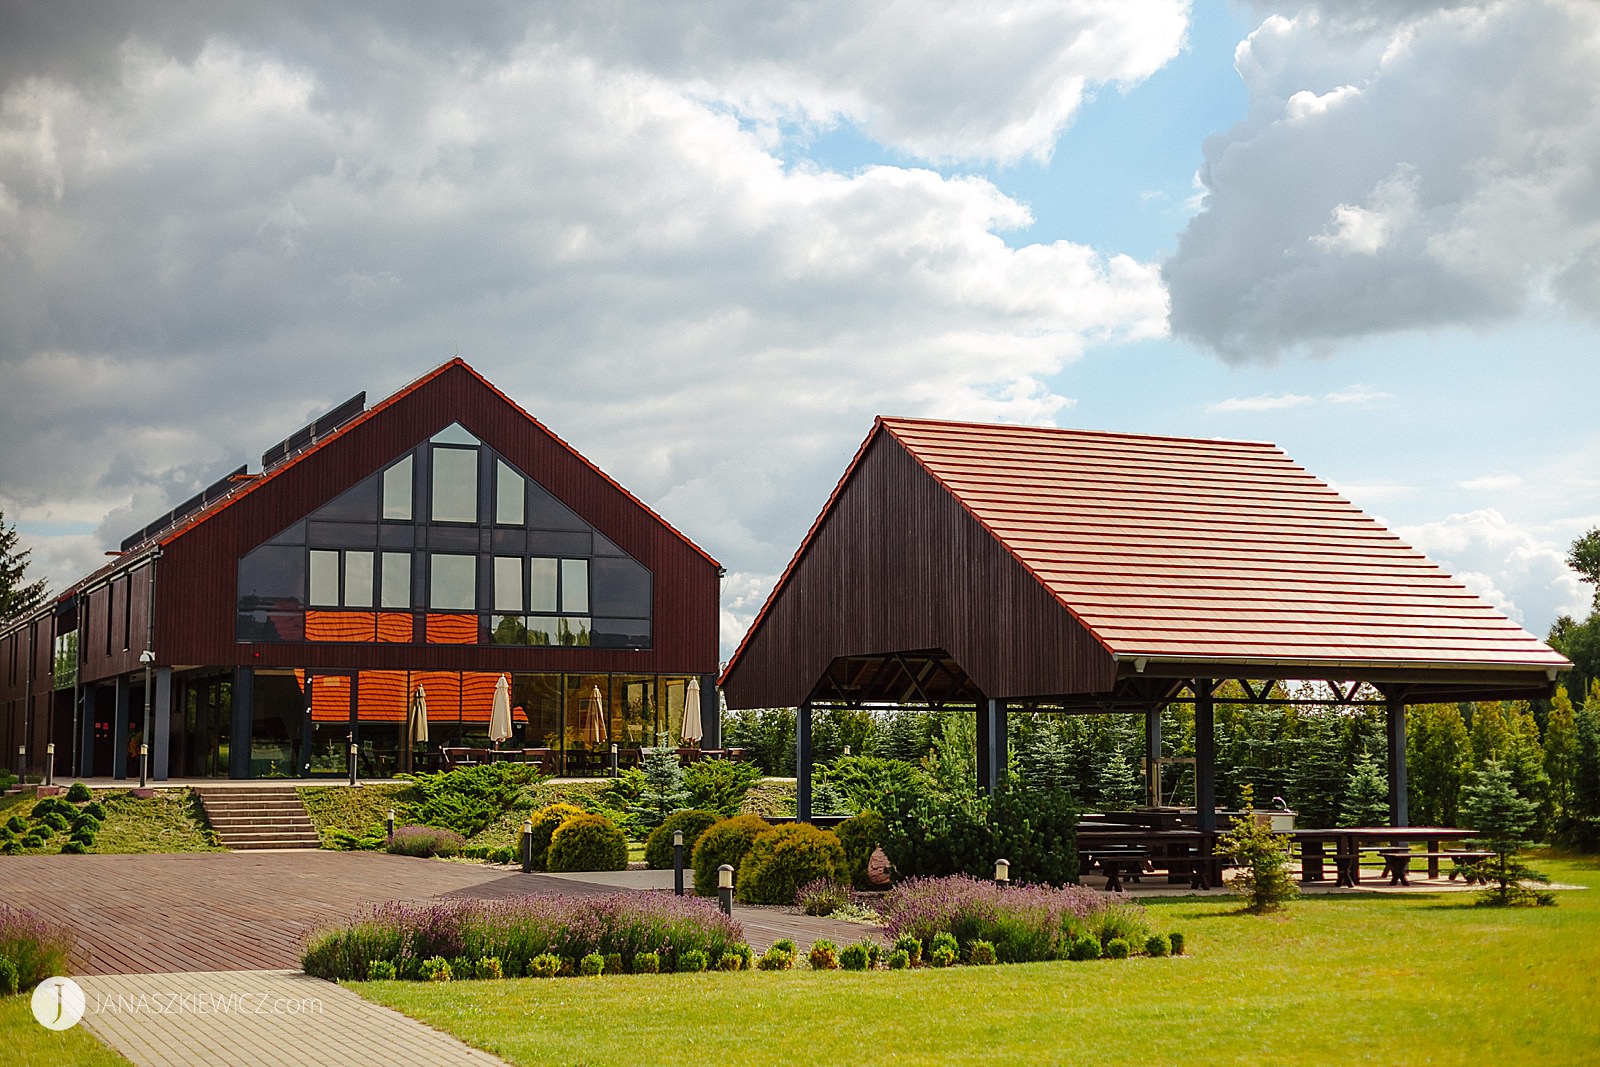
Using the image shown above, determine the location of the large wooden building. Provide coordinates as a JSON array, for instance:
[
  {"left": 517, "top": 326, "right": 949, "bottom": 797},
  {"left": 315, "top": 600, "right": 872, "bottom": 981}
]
[
  {"left": 721, "top": 416, "right": 1571, "bottom": 826},
  {"left": 1, "top": 360, "right": 722, "bottom": 780}
]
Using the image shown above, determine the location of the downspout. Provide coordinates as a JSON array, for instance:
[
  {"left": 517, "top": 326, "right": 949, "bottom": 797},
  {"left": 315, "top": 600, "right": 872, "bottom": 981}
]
[
  {"left": 21, "top": 618, "right": 34, "bottom": 778},
  {"left": 72, "top": 589, "right": 83, "bottom": 779}
]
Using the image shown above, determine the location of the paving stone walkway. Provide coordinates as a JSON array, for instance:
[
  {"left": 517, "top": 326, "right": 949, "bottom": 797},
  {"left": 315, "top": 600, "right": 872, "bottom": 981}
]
[{"left": 75, "top": 969, "right": 506, "bottom": 1066}]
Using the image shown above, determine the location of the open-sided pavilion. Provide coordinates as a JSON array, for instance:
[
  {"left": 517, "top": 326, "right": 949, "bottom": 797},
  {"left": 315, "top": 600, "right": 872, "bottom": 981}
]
[{"left": 719, "top": 417, "right": 1571, "bottom": 831}]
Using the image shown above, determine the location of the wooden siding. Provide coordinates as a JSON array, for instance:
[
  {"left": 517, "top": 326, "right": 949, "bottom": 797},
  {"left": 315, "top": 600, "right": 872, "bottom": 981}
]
[
  {"left": 150, "top": 360, "right": 719, "bottom": 676},
  {"left": 721, "top": 430, "right": 1119, "bottom": 709}
]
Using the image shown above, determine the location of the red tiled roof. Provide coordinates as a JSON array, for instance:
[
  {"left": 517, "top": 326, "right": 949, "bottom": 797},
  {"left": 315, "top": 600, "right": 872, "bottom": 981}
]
[{"left": 881, "top": 417, "right": 1569, "bottom": 672}]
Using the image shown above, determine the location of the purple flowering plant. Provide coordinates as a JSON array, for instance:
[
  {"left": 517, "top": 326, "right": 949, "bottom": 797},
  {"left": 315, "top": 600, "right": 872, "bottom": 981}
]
[
  {"left": 0, "top": 902, "right": 79, "bottom": 988},
  {"left": 880, "top": 874, "right": 1134, "bottom": 963}
]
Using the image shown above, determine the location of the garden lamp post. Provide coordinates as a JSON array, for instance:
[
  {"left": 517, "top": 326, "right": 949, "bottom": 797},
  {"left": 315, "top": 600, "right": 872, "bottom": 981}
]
[
  {"left": 673, "top": 830, "right": 685, "bottom": 896},
  {"left": 994, "top": 858, "right": 1010, "bottom": 887},
  {"left": 45, "top": 743, "right": 54, "bottom": 787},
  {"left": 386, "top": 809, "right": 395, "bottom": 844},
  {"left": 138, "top": 648, "right": 155, "bottom": 788},
  {"left": 717, "top": 863, "right": 734, "bottom": 916},
  {"left": 521, "top": 818, "right": 534, "bottom": 873}
]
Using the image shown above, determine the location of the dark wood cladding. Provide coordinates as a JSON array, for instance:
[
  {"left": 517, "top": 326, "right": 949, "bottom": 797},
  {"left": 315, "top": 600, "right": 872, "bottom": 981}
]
[
  {"left": 77, "top": 566, "right": 151, "bottom": 684},
  {"left": 148, "top": 360, "right": 718, "bottom": 676},
  {"left": 721, "top": 429, "right": 1118, "bottom": 709}
]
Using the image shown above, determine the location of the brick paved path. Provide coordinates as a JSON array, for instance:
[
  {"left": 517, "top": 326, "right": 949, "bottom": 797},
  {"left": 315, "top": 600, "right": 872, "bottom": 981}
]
[
  {"left": 75, "top": 969, "right": 506, "bottom": 1066},
  {"left": 0, "top": 852, "right": 877, "bottom": 974}
]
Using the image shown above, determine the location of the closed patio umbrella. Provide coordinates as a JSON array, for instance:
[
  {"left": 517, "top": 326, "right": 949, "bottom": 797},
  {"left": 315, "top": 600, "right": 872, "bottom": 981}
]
[
  {"left": 583, "top": 685, "right": 606, "bottom": 745},
  {"left": 410, "top": 686, "right": 429, "bottom": 745},
  {"left": 489, "top": 674, "right": 513, "bottom": 749},
  {"left": 680, "top": 678, "right": 703, "bottom": 746}
]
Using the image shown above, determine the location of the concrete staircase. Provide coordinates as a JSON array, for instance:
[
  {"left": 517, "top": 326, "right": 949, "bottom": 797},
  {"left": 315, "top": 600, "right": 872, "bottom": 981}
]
[{"left": 194, "top": 786, "right": 321, "bottom": 850}]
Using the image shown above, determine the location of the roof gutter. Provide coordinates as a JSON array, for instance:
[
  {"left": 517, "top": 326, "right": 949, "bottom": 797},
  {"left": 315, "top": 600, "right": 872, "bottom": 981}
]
[{"left": 1112, "top": 652, "right": 1570, "bottom": 678}]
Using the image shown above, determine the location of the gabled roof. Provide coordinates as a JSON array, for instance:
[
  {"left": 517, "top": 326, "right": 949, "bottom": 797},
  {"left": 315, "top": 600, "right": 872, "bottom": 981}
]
[
  {"left": 721, "top": 415, "right": 1567, "bottom": 708},
  {"left": 879, "top": 417, "right": 1566, "bottom": 671}
]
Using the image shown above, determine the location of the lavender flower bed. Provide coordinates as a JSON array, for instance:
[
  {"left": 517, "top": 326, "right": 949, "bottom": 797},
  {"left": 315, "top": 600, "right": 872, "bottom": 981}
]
[
  {"left": 0, "top": 903, "right": 78, "bottom": 989},
  {"left": 881, "top": 875, "right": 1149, "bottom": 963},
  {"left": 386, "top": 824, "right": 466, "bottom": 858},
  {"left": 303, "top": 892, "right": 745, "bottom": 980}
]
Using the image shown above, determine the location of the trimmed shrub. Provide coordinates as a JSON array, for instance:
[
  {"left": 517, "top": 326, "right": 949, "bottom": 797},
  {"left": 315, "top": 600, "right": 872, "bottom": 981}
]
[
  {"left": 579, "top": 952, "right": 605, "bottom": 976},
  {"left": 81, "top": 801, "right": 106, "bottom": 821},
  {"left": 0, "top": 957, "right": 18, "bottom": 996},
  {"left": 886, "top": 949, "right": 911, "bottom": 970},
  {"left": 644, "top": 810, "right": 720, "bottom": 870},
  {"left": 41, "top": 812, "right": 71, "bottom": 833},
  {"left": 1104, "top": 938, "right": 1131, "bottom": 960},
  {"left": 66, "top": 782, "right": 93, "bottom": 803},
  {"left": 547, "top": 813, "right": 628, "bottom": 872},
  {"left": 930, "top": 932, "right": 959, "bottom": 965},
  {"left": 683, "top": 759, "right": 764, "bottom": 818},
  {"left": 22, "top": 832, "right": 49, "bottom": 850},
  {"left": 1144, "top": 934, "right": 1170, "bottom": 958},
  {"left": 527, "top": 953, "right": 561, "bottom": 979},
  {"left": 717, "top": 950, "right": 744, "bottom": 971},
  {"left": 408, "top": 762, "right": 545, "bottom": 838},
  {"left": 1069, "top": 934, "right": 1101, "bottom": 961},
  {"left": 476, "top": 956, "right": 504, "bottom": 979},
  {"left": 604, "top": 953, "right": 624, "bottom": 975},
  {"left": 796, "top": 877, "right": 853, "bottom": 917},
  {"left": 4, "top": 815, "right": 26, "bottom": 835},
  {"left": 839, "top": 941, "right": 873, "bottom": 971},
  {"left": 60, "top": 841, "right": 87, "bottom": 854},
  {"left": 736, "top": 824, "right": 847, "bottom": 905},
  {"left": 967, "top": 940, "right": 997, "bottom": 966},
  {"left": 929, "top": 944, "right": 957, "bottom": 968},
  {"left": 692, "top": 815, "right": 773, "bottom": 896},
  {"left": 808, "top": 939, "right": 839, "bottom": 970},
  {"left": 420, "top": 956, "right": 453, "bottom": 981},
  {"left": 1169, "top": 932, "right": 1185, "bottom": 956},
  {"left": 755, "top": 947, "right": 791, "bottom": 971},
  {"left": 676, "top": 949, "right": 708, "bottom": 973},
  {"left": 386, "top": 825, "right": 465, "bottom": 859},
  {"left": 71, "top": 813, "right": 101, "bottom": 834},
  {"left": 835, "top": 811, "right": 886, "bottom": 889},
  {"left": 367, "top": 960, "right": 397, "bottom": 980},
  {"left": 893, "top": 934, "right": 923, "bottom": 966},
  {"left": 527, "top": 803, "right": 587, "bottom": 871},
  {"left": 633, "top": 951, "right": 660, "bottom": 974},
  {"left": 30, "top": 797, "right": 68, "bottom": 820}
]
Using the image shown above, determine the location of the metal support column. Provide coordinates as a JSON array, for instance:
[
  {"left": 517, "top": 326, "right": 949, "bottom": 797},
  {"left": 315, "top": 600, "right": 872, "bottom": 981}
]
[
  {"left": 976, "top": 699, "right": 992, "bottom": 794},
  {"left": 699, "top": 674, "right": 721, "bottom": 750},
  {"left": 112, "top": 676, "right": 130, "bottom": 780},
  {"left": 796, "top": 701, "right": 813, "bottom": 823},
  {"left": 980, "top": 698, "right": 1007, "bottom": 797},
  {"left": 1194, "top": 680, "right": 1216, "bottom": 833},
  {"left": 1145, "top": 706, "right": 1162, "bottom": 807},
  {"left": 1387, "top": 694, "right": 1409, "bottom": 827},
  {"left": 230, "top": 667, "right": 253, "bottom": 779},
  {"left": 79, "top": 688, "right": 97, "bottom": 779}
]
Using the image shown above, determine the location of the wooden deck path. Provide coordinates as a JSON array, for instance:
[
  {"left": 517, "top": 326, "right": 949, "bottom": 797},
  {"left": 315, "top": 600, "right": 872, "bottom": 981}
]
[{"left": 0, "top": 851, "right": 878, "bottom": 975}]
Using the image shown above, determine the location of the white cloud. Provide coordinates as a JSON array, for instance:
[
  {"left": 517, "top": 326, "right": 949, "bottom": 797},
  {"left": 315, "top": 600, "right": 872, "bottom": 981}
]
[
  {"left": 1324, "top": 384, "right": 1392, "bottom": 405},
  {"left": 0, "top": 3, "right": 1179, "bottom": 657},
  {"left": 1457, "top": 474, "right": 1523, "bottom": 491},
  {"left": 1207, "top": 392, "right": 1314, "bottom": 413},
  {"left": 1166, "top": 0, "right": 1600, "bottom": 359},
  {"left": 1396, "top": 508, "right": 1591, "bottom": 631}
]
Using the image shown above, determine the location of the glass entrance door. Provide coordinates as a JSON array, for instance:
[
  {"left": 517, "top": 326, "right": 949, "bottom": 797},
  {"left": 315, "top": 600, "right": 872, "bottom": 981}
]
[{"left": 305, "top": 672, "right": 356, "bottom": 776}]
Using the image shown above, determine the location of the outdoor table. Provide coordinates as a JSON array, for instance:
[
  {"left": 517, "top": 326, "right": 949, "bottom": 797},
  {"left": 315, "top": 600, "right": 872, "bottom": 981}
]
[
  {"left": 1293, "top": 828, "right": 1479, "bottom": 886},
  {"left": 1077, "top": 829, "right": 1220, "bottom": 888}
]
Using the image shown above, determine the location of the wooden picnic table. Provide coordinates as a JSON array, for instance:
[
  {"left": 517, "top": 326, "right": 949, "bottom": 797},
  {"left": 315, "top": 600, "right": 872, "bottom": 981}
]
[
  {"left": 1293, "top": 827, "right": 1479, "bottom": 886},
  {"left": 1077, "top": 829, "right": 1221, "bottom": 890}
]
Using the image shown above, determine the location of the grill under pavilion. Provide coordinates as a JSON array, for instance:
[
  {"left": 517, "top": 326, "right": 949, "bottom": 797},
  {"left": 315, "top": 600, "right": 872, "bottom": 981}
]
[{"left": 719, "top": 417, "right": 1572, "bottom": 833}]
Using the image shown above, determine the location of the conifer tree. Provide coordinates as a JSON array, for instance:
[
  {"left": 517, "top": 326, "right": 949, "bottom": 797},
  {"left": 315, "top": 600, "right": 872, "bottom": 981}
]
[
  {"left": 0, "top": 509, "right": 48, "bottom": 624},
  {"left": 1338, "top": 752, "right": 1390, "bottom": 827},
  {"left": 628, "top": 747, "right": 690, "bottom": 832},
  {"left": 1462, "top": 759, "right": 1552, "bottom": 906}
]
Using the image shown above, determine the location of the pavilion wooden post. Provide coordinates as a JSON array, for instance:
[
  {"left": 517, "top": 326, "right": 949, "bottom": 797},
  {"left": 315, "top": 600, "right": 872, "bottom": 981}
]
[
  {"left": 1194, "top": 680, "right": 1216, "bottom": 833},
  {"left": 1387, "top": 693, "right": 1409, "bottom": 827},
  {"left": 977, "top": 698, "right": 1007, "bottom": 797},
  {"left": 796, "top": 700, "right": 813, "bottom": 823},
  {"left": 1145, "top": 707, "right": 1162, "bottom": 806}
]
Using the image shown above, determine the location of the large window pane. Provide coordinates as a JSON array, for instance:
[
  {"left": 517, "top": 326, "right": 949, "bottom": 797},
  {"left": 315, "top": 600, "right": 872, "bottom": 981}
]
[
  {"left": 590, "top": 556, "right": 650, "bottom": 617},
  {"left": 561, "top": 558, "right": 589, "bottom": 613},
  {"left": 344, "top": 551, "right": 374, "bottom": 608},
  {"left": 381, "top": 552, "right": 410, "bottom": 608},
  {"left": 382, "top": 455, "right": 413, "bottom": 520},
  {"left": 430, "top": 553, "right": 477, "bottom": 609},
  {"left": 529, "top": 558, "right": 558, "bottom": 612},
  {"left": 431, "top": 447, "right": 478, "bottom": 523},
  {"left": 494, "top": 556, "right": 523, "bottom": 612},
  {"left": 496, "top": 460, "right": 525, "bottom": 525},
  {"left": 309, "top": 550, "right": 340, "bottom": 606}
]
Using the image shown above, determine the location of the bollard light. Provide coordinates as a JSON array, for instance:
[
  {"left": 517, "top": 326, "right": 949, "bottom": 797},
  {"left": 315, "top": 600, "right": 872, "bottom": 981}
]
[
  {"left": 522, "top": 818, "right": 534, "bottom": 873},
  {"left": 994, "top": 858, "right": 1010, "bottom": 887},
  {"left": 717, "top": 863, "right": 734, "bottom": 916},
  {"left": 386, "top": 808, "right": 396, "bottom": 843},
  {"left": 139, "top": 743, "right": 149, "bottom": 789},
  {"left": 348, "top": 742, "right": 359, "bottom": 786},
  {"left": 673, "top": 830, "right": 685, "bottom": 897},
  {"left": 609, "top": 742, "right": 619, "bottom": 778},
  {"left": 46, "top": 743, "right": 55, "bottom": 787}
]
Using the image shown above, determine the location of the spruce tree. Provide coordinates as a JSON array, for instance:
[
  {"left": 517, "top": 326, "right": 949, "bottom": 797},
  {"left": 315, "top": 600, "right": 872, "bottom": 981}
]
[
  {"left": 1462, "top": 759, "right": 1552, "bottom": 906},
  {"left": 1338, "top": 752, "right": 1390, "bottom": 827},
  {"left": 628, "top": 747, "right": 690, "bottom": 832},
  {"left": 0, "top": 509, "right": 48, "bottom": 624},
  {"left": 1095, "top": 745, "right": 1145, "bottom": 811}
]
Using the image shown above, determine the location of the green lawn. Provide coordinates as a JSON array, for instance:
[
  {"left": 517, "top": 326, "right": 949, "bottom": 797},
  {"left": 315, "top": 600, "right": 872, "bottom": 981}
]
[
  {"left": 357, "top": 855, "right": 1600, "bottom": 1067},
  {"left": 0, "top": 996, "right": 130, "bottom": 1067},
  {"left": 2, "top": 789, "right": 222, "bottom": 855}
]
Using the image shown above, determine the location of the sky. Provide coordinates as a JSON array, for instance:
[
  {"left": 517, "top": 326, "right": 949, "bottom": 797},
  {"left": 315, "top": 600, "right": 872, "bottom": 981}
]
[{"left": 1, "top": 0, "right": 1597, "bottom": 661}]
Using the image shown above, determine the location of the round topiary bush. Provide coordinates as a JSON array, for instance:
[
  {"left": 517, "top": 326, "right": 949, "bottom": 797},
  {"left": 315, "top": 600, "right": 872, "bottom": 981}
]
[
  {"left": 4, "top": 814, "right": 26, "bottom": 835},
  {"left": 735, "top": 823, "right": 847, "bottom": 905},
  {"left": 41, "top": 812, "right": 72, "bottom": 833},
  {"left": 835, "top": 810, "right": 885, "bottom": 889},
  {"left": 546, "top": 813, "right": 628, "bottom": 872},
  {"left": 644, "top": 810, "right": 720, "bottom": 870},
  {"left": 691, "top": 815, "right": 773, "bottom": 897},
  {"left": 66, "top": 782, "right": 93, "bottom": 803},
  {"left": 526, "top": 803, "right": 586, "bottom": 871}
]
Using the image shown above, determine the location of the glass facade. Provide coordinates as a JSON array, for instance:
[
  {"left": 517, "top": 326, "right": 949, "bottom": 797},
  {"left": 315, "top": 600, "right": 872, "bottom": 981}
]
[
  {"left": 235, "top": 424, "right": 652, "bottom": 648},
  {"left": 250, "top": 668, "right": 696, "bottom": 777}
]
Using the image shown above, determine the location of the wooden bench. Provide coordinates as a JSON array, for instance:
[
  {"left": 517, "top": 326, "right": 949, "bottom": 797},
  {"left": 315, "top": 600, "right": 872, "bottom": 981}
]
[
  {"left": 1148, "top": 854, "right": 1215, "bottom": 890},
  {"left": 1377, "top": 849, "right": 1496, "bottom": 887},
  {"left": 1089, "top": 848, "right": 1150, "bottom": 892}
]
